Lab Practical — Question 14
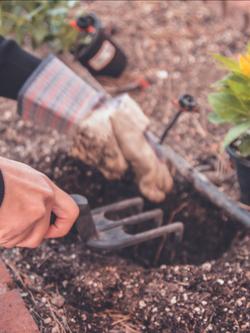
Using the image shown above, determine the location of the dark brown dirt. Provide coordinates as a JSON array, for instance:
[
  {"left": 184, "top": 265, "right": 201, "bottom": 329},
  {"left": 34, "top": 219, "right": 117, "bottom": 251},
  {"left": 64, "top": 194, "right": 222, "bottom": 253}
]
[{"left": 0, "top": 1, "right": 250, "bottom": 332}]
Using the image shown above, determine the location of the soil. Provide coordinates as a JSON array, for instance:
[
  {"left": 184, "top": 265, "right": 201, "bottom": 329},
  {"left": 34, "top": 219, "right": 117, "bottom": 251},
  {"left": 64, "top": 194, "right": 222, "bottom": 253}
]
[{"left": 0, "top": 1, "right": 250, "bottom": 333}]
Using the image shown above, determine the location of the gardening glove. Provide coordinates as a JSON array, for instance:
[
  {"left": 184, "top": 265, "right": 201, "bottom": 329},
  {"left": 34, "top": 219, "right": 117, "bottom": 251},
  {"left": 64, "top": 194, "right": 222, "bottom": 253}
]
[
  {"left": 18, "top": 55, "right": 173, "bottom": 202},
  {"left": 73, "top": 94, "right": 173, "bottom": 202}
]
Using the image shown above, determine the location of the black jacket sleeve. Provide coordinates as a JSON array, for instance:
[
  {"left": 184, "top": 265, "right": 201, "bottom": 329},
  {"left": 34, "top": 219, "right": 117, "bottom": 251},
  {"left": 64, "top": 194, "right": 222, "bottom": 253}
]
[
  {"left": 0, "top": 37, "right": 41, "bottom": 205},
  {"left": 0, "top": 36, "right": 41, "bottom": 100},
  {"left": 0, "top": 170, "right": 4, "bottom": 206}
]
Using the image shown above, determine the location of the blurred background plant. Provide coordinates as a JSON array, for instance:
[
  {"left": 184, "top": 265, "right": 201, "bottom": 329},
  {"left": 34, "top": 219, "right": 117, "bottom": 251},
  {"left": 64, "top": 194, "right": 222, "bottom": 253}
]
[
  {"left": 0, "top": 0, "right": 85, "bottom": 52},
  {"left": 208, "top": 47, "right": 250, "bottom": 157}
]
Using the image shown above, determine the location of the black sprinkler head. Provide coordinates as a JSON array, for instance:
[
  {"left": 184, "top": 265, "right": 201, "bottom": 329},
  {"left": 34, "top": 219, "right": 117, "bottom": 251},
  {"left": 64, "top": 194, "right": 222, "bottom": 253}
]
[{"left": 178, "top": 94, "right": 197, "bottom": 112}]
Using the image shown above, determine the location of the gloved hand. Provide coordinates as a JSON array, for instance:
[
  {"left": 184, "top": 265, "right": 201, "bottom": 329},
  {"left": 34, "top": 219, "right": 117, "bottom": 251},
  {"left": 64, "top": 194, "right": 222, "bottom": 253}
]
[
  {"left": 18, "top": 55, "right": 173, "bottom": 202},
  {"left": 0, "top": 157, "right": 79, "bottom": 248},
  {"left": 72, "top": 94, "right": 173, "bottom": 202}
]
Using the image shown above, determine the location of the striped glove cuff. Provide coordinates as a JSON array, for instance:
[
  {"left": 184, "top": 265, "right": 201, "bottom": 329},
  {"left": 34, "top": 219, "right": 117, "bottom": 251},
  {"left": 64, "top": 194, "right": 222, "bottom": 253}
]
[{"left": 17, "top": 55, "right": 105, "bottom": 133}]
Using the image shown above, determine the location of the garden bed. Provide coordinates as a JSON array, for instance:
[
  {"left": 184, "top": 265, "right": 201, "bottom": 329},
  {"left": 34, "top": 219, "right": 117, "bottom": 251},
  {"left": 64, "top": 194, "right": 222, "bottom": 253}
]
[
  {"left": 0, "top": 1, "right": 250, "bottom": 332},
  {"left": 1, "top": 161, "right": 249, "bottom": 333}
]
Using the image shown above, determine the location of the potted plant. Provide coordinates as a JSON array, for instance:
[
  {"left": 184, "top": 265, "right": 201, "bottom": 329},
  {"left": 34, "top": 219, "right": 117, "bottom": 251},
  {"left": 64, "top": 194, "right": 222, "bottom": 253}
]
[{"left": 208, "top": 46, "right": 250, "bottom": 205}]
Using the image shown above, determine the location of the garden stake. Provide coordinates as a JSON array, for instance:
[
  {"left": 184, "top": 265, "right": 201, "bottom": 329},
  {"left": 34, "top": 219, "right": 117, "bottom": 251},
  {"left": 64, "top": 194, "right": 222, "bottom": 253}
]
[
  {"left": 159, "top": 94, "right": 198, "bottom": 144},
  {"left": 70, "top": 195, "right": 184, "bottom": 250}
]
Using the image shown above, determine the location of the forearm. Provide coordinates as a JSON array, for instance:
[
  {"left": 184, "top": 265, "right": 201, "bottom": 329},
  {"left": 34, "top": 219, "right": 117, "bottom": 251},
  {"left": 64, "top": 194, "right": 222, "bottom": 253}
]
[
  {"left": 0, "top": 36, "right": 41, "bottom": 100},
  {"left": 0, "top": 37, "right": 41, "bottom": 208}
]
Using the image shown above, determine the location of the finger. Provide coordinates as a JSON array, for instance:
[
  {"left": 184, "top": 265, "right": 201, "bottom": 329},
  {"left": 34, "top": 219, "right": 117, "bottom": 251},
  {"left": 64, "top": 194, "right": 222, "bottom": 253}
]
[
  {"left": 0, "top": 224, "right": 36, "bottom": 249},
  {"left": 45, "top": 183, "right": 79, "bottom": 239},
  {"left": 16, "top": 211, "right": 51, "bottom": 248}
]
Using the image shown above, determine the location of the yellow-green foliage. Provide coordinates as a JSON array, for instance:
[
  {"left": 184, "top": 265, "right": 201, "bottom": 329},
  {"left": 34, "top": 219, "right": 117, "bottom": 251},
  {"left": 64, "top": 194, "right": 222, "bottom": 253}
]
[
  {"left": 0, "top": 0, "right": 83, "bottom": 52},
  {"left": 208, "top": 47, "right": 250, "bottom": 157}
]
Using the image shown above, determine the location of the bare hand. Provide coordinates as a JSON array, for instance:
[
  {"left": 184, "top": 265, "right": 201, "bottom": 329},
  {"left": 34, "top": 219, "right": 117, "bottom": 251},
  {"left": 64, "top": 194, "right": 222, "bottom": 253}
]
[{"left": 0, "top": 157, "right": 79, "bottom": 248}]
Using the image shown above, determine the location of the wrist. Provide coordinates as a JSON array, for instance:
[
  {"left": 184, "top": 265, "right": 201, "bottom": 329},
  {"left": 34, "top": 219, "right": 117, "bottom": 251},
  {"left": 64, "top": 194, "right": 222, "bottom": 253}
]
[{"left": 17, "top": 55, "right": 105, "bottom": 133}]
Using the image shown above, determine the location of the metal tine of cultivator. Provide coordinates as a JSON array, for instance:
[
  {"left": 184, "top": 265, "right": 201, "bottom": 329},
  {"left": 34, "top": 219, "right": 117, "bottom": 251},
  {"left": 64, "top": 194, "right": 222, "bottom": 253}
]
[
  {"left": 124, "top": 222, "right": 184, "bottom": 246},
  {"left": 71, "top": 194, "right": 184, "bottom": 251},
  {"left": 87, "top": 221, "right": 184, "bottom": 250},
  {"left": 92, "top": 197, "right": 144, "bottom": 215},
  {"left": 94, "top": 209, "right": 164, "bottom": 232},
  {"left": 90, "top": 197, "right": 184, "bottom": 250}
]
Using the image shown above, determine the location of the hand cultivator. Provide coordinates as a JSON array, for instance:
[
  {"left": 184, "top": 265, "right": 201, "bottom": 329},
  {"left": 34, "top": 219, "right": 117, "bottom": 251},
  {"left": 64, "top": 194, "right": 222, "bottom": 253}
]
[{"left": 71, "top": 194, "right": 184, "bottom": 250}]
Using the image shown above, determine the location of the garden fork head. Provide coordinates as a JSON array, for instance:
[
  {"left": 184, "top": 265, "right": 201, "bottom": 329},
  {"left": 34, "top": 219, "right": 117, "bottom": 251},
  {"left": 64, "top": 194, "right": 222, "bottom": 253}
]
[{"left": 71, "top": 194, "right": 184, "bottom": 250}]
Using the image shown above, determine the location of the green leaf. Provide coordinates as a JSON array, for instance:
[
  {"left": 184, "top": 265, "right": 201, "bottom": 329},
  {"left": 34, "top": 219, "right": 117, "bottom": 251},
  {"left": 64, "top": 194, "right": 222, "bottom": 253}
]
[
  {"left": 32, "top": 27, "right": 48, "bottom": 44},
  {"left": 67, "top": 0, "right": 78, "bottom": 8},
  {"left": 47, "top": 7, "right": 68, "bottom": 16},
  {"left": 208, "top": 112, "right": 225, "bottom": 124},
  {"left": 0, "top": 0, "right": 83, "bottom": 51},
  {"left": 223, "top": 121, "right": 250, "bottom": 148},
  {"left": 208, "top": 92, "right": 248, "bottom": 122},
  {"left": 26, "top": 3, "right": 44, "bottom": 20},
  {"left": 227, "top": 78, "right": 250, "bottom": 101},
  {"left": 213, "top": 54, "right": 240, "bottom": 73},
  {"left": 214, "top": 73, "right": 248, "bottom": 89},
  {"left": 238, "top": 134, "right": 250, "bottom": 157}
]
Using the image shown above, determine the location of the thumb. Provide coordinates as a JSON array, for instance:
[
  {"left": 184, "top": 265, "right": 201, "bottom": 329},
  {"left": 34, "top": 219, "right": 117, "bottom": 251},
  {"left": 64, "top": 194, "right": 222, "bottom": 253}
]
[{"left": 45, "top": 183, "right": 79, "bottom": 239}]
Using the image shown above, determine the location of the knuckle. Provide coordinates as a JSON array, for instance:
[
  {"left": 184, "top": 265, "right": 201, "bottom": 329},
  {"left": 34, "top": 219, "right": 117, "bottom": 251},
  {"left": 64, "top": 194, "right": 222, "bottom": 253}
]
[
  {"left": 66, "top": 204, "right": 79, "bottom": 225},
  {"left": 26, "top": 241, "right": 42, "bottom": 249},
  {"left": 0, "top": 231, "right": 8, "bottom": 241},
  {"left": 1, "top": 238, "right": 16, "bottom": 248},
  {"left": 44, "top": 186, "right": 54, "bottom": 200},
  {"left": 28, "top": 244, "right": 38, "bottom": 249},
  {"left": 56, "top": 230, "right": 67, "bottom": 238},
  {"left": 71, "top": 204, "right": 80, "bottom": 221},
  {"left": 43, "top": 186, "right": 54, "bottom": 201},
  {"left": 3, "top": 244, "right": 12, "bottom": 249},
  {"left": 0, "top": 235, "right": 11, "bottom": 248},
  {"left": 29, "top": 204, "right": 47, "bottom": 220},
  {"left": 40, "top": 175, "right": 55, "bottom": 199}
]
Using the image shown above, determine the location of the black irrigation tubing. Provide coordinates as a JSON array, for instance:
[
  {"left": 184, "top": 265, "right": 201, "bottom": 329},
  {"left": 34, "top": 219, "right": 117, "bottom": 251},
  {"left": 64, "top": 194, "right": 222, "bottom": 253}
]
[{"left": 156, "top": 141, "right": 250, "bottom": 229}]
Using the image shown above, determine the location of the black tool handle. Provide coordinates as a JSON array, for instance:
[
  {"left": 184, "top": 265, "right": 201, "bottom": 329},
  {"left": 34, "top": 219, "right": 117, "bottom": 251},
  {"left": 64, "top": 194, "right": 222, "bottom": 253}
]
[
  {"left": 70, "top": 194, "right": 97, "bottom": 242},
  {"left": 50, "top": 194, "right": 97, "bottom": 242}
]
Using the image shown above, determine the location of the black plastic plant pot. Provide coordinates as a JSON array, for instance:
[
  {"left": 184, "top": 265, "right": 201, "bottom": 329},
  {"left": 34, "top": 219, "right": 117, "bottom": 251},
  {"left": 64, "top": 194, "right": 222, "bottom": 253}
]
[
  {"left": 75, "top": 14, "right": 127, "bottom": 78},
  {"left": 227, "top": 145, "right": 250, "bottom": 205}
]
